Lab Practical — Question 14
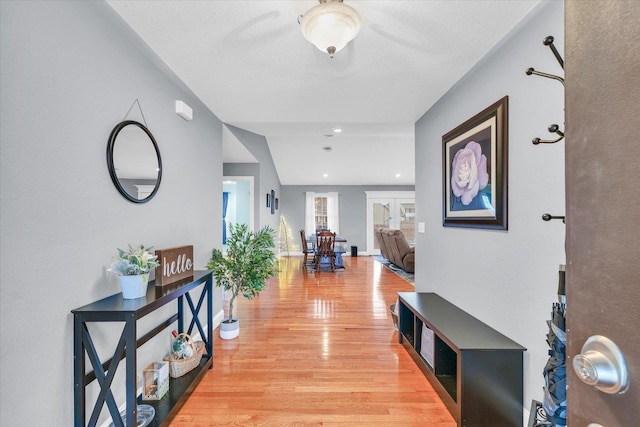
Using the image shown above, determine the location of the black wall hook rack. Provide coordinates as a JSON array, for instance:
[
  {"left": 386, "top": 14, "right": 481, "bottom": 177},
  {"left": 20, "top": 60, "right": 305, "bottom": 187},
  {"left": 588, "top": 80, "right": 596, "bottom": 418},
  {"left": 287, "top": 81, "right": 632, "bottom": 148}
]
[
  {"left": 542, "top": 213, "right": 566, "bottom": 223},
  {"left": 543, "top": 35, "right": 564, "bottom": 69},
  {"left": 526, "top": 35, "right": 565, "bottom": 84},
  {"left": 533, "top": 124, "right": 565, "bottom": 145},
  {"left": 526, "top": 67, "right": 564, "bottom": 84}
]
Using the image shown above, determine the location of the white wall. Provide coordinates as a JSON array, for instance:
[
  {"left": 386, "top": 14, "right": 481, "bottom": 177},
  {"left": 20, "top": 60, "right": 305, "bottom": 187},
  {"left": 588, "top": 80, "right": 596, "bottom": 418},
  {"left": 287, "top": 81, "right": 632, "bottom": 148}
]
[
  {"left": 414, "top": 0, "right": 565, "bottom": 413},
  {"left": 0, "top": 2, "right": 223, "bottom": 425},
  {"left": 225, "top": 125, "right": 282, "bottom": 232}
]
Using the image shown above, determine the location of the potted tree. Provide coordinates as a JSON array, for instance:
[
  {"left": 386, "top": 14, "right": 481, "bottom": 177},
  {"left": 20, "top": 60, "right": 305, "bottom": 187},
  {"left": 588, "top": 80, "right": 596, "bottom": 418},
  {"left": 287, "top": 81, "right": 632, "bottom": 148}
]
[{"left": 206, "top": 223, "right": 278, "bottom": 339}]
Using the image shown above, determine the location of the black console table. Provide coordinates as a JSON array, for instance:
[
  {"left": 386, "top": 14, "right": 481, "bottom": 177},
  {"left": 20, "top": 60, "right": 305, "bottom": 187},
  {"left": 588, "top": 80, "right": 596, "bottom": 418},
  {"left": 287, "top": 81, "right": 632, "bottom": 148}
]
[
  {"left": 72, "top": 270, "right": 213, "bottom": 427},
  {"left": 397, "top": 292, "right": 526, "bottom": 427}
]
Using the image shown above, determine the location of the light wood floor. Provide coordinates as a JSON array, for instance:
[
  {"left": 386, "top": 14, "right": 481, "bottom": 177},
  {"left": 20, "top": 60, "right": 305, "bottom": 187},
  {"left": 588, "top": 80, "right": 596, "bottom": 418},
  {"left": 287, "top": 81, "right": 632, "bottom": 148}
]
[{"left": 171, "top": 256, "right": 456, "bottom": 426}]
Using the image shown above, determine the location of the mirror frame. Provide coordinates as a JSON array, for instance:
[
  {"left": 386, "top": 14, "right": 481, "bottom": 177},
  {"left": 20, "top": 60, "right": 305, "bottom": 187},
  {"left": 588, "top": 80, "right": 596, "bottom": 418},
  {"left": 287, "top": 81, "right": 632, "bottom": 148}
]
[{"left": 106, "top": 120, "right": 162, "bottom": 203}]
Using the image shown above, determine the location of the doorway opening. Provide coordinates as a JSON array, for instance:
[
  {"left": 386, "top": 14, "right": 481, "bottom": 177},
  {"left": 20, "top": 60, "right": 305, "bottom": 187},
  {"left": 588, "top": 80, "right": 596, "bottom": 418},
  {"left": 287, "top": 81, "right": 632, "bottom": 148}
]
[
  {"left": 365, "top": 191, "right": 415, "bottom": 255},
  {"left": 223, "top": 176, "right": 254, "bottom": 245}
]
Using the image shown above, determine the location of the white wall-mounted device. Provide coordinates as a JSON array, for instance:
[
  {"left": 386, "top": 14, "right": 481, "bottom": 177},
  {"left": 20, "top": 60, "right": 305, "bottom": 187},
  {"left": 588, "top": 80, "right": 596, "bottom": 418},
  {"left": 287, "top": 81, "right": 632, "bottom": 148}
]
[{"left": 175, "top": 100, "right": 193, "bottom": 121}]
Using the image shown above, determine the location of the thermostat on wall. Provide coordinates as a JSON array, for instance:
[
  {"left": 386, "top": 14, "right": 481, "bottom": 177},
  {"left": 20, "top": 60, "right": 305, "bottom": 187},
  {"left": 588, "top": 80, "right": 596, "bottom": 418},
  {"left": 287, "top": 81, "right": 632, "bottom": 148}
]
[{"left": 175, "top": 100, "right": 193, "bottom": 121}]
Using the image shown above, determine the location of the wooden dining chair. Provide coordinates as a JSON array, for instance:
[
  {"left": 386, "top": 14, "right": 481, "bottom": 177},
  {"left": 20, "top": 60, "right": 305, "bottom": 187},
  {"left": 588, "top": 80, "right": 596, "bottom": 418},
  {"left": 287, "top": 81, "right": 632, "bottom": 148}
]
[
  {"left": 299, "top": 229, "right": 315, "bottom": 268},
  {"left": 315, "top": 231, "right": 336, "bottom": 271}
]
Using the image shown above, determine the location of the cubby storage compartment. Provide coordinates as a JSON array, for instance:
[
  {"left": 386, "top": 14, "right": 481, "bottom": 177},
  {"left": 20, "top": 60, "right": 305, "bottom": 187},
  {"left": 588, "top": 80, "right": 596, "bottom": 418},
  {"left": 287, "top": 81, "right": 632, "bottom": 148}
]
[
  {"left": 434, "top": 335, "right": 457, "bottom": 402},
  {"left": 399, "top": 304, "right": 415, "bottom": 347},
  {"left": 397, "top": 292, "right": 526, "bottom": 427},
  {"left": 419, "top": 323, "right": 434, "bottom": 369}
]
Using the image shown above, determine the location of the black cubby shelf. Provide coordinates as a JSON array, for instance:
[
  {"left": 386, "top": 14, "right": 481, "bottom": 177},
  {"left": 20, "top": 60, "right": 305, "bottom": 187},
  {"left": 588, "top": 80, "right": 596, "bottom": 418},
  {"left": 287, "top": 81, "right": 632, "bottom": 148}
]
[{"left": 397, "top": 292, "right": 526, "bottom": 427}]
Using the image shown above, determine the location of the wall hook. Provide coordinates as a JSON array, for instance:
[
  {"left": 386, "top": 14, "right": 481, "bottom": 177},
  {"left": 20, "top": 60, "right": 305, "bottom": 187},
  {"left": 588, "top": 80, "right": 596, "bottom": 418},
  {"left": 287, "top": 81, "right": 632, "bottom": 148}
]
[
  {"left": 526, "top": 35, "right": 565, "bottom": 84},
  {"left": 526, "top": 67, "right": 564, "bottom": 85},
  {"left": 533, "top": 124, "right": 565, "bottom": 145},
  {"left": 542, "top": 213, "right": 566, "bottom": 223},
  {"left": 543, "top": 35, "right": 564, "bottom": 69}
]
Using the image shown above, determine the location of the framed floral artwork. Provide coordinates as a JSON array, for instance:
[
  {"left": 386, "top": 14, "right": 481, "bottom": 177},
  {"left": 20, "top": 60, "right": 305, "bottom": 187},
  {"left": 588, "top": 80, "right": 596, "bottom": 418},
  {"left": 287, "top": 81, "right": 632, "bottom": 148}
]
[{"left": 442, "top": 96, "right": 508, "bottom": 230}]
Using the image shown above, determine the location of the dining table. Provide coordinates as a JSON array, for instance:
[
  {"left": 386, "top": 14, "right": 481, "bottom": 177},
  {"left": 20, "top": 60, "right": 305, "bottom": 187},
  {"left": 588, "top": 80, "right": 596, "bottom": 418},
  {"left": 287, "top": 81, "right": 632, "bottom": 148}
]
[{"left": 307, "top": 234, "right": 347, "bottom": 268}]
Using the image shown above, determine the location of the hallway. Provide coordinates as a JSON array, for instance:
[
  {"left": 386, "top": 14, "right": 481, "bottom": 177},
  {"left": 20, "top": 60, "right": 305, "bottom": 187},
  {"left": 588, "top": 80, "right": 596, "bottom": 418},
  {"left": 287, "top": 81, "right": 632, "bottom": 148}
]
[{"left": 172, "top": 256, "right": 455, "bottom": 426}]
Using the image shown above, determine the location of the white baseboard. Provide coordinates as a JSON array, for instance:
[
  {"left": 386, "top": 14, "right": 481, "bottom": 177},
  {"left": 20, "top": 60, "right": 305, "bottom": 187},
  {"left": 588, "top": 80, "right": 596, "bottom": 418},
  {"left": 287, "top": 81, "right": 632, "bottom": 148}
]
[{"left": 213, "top": 308, "right": 225, "bottom": 328}]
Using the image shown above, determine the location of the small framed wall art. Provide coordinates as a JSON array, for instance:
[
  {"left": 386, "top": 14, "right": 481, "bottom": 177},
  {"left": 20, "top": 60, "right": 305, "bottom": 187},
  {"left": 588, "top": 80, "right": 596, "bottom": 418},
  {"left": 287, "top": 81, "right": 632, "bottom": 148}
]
[
  {"left": 442, "top": 96, "right": 508, "bottom": 230},
  {"left": 270, "top": 190, "right": 275, "bottom": 214}
]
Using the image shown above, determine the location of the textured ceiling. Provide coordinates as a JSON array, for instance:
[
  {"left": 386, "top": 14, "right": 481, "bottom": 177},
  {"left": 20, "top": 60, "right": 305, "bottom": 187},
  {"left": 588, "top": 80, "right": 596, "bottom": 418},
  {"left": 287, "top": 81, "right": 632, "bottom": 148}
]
[{"left": 107, "top": 0, "right": 541, "bottom": 185}]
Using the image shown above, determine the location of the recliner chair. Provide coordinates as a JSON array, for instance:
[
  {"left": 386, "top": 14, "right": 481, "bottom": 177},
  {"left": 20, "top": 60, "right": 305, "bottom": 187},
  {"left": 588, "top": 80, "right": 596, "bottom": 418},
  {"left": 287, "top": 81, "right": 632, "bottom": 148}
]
[{"left": 376, "top": 228, "right": 415, "bottom": 273}]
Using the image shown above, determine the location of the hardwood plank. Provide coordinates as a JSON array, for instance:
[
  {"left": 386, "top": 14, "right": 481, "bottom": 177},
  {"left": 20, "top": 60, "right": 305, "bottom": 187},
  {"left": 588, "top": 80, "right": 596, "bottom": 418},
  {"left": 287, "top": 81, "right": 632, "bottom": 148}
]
[{"left": 171, "top": 256, "right": 455, "bottom": 426}]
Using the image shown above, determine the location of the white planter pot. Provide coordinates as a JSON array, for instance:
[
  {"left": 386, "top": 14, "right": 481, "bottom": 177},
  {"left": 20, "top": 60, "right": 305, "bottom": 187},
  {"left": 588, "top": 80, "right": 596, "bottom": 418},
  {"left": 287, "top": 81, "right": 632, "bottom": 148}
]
[
  {"left": 219, "top": 319, "right": 239, "bottom": 340},
  {"left": 119, "top": 274, "right": 149, "bottom": 299}
]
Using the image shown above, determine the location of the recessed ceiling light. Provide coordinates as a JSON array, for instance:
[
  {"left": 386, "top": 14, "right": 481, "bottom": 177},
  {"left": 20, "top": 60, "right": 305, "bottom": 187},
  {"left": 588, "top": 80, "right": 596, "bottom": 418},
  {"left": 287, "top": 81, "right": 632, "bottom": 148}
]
[
  {"left": 395, "top": 173, "right": 401, "bottom": 178},
  {"left": 323, "top": 173, "right": 328, "bottom": 178},
  {"left": 333, "top": 128, "right": 342, "bottom": 133}
]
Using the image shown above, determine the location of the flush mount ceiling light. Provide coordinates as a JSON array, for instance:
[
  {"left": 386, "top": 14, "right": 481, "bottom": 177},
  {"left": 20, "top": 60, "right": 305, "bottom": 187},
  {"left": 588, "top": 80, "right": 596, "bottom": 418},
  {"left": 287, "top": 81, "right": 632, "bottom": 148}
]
[{"left": 298, "top": 0, "right": 361, "bottom": 58}]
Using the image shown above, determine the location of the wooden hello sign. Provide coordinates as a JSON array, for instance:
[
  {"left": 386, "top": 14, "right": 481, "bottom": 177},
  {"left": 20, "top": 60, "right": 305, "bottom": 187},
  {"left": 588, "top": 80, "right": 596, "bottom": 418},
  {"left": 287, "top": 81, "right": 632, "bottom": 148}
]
[{"left": 154, "top": 245, "right": 194, "bottom": 286}]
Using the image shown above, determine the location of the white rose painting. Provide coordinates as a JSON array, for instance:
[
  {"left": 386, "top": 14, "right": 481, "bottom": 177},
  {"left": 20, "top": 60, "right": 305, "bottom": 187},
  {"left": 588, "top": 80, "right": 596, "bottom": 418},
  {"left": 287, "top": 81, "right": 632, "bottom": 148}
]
[
  {"left": 442, "top": 96, "right": 508, "bottom": 230},
  {"left": 451, "top": 140, "right": 489, "bottom": 206}
]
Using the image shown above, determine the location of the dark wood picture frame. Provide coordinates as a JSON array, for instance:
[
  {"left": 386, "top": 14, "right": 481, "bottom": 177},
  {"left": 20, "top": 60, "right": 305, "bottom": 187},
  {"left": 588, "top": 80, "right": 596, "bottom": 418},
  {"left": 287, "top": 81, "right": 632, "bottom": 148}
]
[
  {"left": 442, "top": 96, "right": 508, "bottom": 230},
  {"left": 270, "top": 190, "right": 275, "bottom": 214},
  {"left": 266, "top": 193, "right": 271, "bottom": 208}
]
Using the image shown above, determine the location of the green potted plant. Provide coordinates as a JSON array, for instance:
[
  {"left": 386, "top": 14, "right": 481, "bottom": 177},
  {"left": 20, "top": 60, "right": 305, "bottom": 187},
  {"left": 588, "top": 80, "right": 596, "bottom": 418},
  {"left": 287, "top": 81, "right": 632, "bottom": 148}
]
[
  {"left": 206, "top": 223, "right": 279, "bottom": 339},
  {"left": 112, "top": 244, "right": 160, "bottom": 299}
]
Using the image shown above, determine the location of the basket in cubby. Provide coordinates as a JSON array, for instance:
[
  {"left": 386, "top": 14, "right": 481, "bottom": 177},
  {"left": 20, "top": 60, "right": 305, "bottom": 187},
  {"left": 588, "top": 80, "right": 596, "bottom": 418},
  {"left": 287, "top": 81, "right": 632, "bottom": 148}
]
[
  {"left": 390, "top": 303, "right": 399, "bottom": 330},
  {"left": 163, "top": 332, "right": 205, "bottom": 378}
]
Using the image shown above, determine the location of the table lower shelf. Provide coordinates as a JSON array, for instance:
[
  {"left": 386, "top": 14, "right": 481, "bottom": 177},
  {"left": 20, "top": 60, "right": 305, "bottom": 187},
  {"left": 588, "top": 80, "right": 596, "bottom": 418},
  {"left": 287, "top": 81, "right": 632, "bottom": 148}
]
[{"left": 138, "top": 356, "right": 212, "bottom": 426}]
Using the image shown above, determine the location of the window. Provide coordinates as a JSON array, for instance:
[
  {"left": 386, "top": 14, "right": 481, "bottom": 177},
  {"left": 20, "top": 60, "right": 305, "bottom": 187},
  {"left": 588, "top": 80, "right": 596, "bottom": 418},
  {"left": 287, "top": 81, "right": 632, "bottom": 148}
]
[
  {"left": 315, "top": 196, "right": 328, "bottom": 230},
  {"left": 305, "top": 192, "right": 339, "bottom": 234}
]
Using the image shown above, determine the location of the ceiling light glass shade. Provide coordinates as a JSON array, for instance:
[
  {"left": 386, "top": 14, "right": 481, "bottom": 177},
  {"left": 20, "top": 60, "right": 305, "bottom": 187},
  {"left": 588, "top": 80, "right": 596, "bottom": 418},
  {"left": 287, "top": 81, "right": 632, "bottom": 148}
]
[{"left": 299, "top": 0, "right": 361, "bottom": 58}]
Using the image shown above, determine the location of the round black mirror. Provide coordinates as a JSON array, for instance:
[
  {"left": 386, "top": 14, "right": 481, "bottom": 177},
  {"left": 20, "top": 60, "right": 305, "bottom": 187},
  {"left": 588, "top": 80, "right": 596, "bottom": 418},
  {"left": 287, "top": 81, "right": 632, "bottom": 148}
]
[{"left": 107, "top": 120, "right": 162, "bottom": 203}]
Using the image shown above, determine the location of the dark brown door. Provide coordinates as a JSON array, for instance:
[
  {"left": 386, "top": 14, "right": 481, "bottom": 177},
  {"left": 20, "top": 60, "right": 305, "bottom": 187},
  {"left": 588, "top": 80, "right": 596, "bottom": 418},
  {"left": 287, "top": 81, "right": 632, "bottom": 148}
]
[{"left": 565, "top": 1, "right": 640, "bottom": 425}]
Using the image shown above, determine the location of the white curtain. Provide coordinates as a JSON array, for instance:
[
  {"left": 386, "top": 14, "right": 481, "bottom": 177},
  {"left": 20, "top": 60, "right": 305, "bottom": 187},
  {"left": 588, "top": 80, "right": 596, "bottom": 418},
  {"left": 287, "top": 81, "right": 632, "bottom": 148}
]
[
  {"left": 305, "top": 192, "right": 340, "bottom": 235},
  {"left": 305, "top": 192, "right": 315, "bottom": 235},
  {"left": 326, "top": 192, "right": 340, "bottom": 234}
]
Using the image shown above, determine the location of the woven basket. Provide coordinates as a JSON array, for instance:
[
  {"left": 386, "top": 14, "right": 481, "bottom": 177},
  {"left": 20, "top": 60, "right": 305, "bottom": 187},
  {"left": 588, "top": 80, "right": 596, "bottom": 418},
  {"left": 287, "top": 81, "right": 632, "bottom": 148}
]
[
  {"left": 390, "top": 304, "right": 399, "bottom": 331},
  {"left": 163, "top": 333, "right": 205, "bottom": 378}
]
